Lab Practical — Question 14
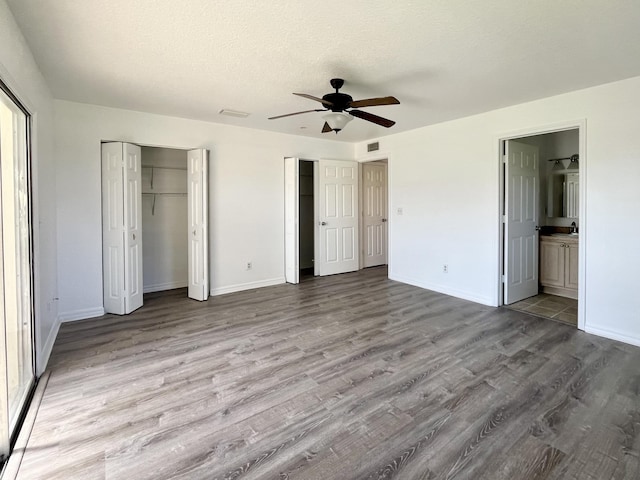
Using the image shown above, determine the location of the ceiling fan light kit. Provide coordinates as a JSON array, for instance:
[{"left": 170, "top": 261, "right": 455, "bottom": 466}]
[
  {"left": 269, "top": 78, "right": 400, "bottom": 134},
  {"left": 323, "top": 112, "right": 353, "bottom": 133}
]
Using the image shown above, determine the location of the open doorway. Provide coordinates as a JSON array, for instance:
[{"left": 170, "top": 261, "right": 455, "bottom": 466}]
[
  {"left": 284, "top": 157, "right": 360, "bottom": 283},
  {"left": 101, "top": 142, "right": 209, "bottom": 315},
  {"left": 298, "top": 160, "right": 315, "bottom": 280},
  {"left": 500, "top": 125, "right": 584, "bottom": 329}
]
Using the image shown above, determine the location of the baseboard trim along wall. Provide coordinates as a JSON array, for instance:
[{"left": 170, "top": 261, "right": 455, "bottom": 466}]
[
  {"left": 38, "top": 321, "right": 60, "bottom": 374},
  {"left": 210, "top": 277, "right": 285, "bottom": 297},
  {"left": 585, "top": 325, "right": 640, "bottom": 348},
  {"left": 58, "top": 307, "right": 106, "bottom": 323},
  {"left": 143, "top": 281, "right": 188, "bottom": 293},
  {"left": 389, "top": 273, "right": 495, "bottom": 307}
]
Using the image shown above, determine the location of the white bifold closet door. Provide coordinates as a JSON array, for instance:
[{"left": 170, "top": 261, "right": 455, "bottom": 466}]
[
  {"left": 102, "top": 142, "right": 143, "bottom": 314},
  {"left": 102, "top": 144, "right": 210, "bottom": 314},
  {"left": 284, "top": 157, "right": 299, "bottom": 284},
  {"left": 187, "top": 149, "right": 209, "bottom": 301}
]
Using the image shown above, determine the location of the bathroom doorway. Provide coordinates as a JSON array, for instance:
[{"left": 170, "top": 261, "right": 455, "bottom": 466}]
[{"left": 499, "top": 122, "right": 585, "bottom": 329}]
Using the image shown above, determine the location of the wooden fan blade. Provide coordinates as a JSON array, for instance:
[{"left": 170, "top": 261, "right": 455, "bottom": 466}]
[
  {"left": 349, "top": 96, "right": 400, "bottom": 108},
  {"left": 322, "top": 122, "right": 332, "bottom": 133},
  {"left": 349, "top": 109, "right": 396, "bottom": 128},
  {"left": 268, "top": 109, "right": 324, "bottom": 120},
  {"left": 293, "top": 93, "right": 334, "bottom": 107}
]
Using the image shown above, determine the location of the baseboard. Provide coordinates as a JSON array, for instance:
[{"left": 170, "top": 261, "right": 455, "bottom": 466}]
[
  {"left": 389, "top": 273, "right": 495, "bottom": 306},
  {"left": 37, "top": 321, "right": 60, "bottom": 374},
  {"left": 585, "top": 325, "right": 640, "bottom": 348},
  {"left": 143, "top": 281, "right": 187, "bottom": 293},
  {"left": 210, "top": 277, "right": 285, "bottom": 296},
  {"left": 58, "top": 307, "right": 105, "bottom": 323}
]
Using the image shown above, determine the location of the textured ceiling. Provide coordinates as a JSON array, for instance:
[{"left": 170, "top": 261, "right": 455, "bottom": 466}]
[{"left": 7, "top": 0, "right": 640, "bottom": 142}]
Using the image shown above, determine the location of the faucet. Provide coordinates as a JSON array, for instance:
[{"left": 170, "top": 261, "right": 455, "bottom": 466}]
[{"left": 570, "top": 221, "right": 577, "bottom": 234}]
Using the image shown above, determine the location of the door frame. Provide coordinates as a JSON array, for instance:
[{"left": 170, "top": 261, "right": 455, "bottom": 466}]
[
  {"left": 359, "top": 158, "right": 389, "bottom": 269},
  {"left": 358, "top": 152, "right": 392, "bottom": 274},
  {"left": 496, "top": 119, "right": 586, "bottom": 331},
  {"left": 285, "top": 156, "right": 386, "bottom": 280},
  {"left": 100, "top": 140, "right": 211, "bottom": 309}
]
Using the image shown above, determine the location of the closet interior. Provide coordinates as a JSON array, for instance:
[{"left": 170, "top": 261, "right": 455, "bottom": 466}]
[
  {"left": 141, "top": 146, "right": 188, "bottom": 294},
  {"left": 298, "top": 160, "right": 315, "bottom": 277}
]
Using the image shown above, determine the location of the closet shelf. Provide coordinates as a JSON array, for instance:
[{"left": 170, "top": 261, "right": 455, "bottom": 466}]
[
  {"left": 142, "top": 192, "right": 187, "bottom": 216},
  {"left": 141, "top": 166, "right": 187, "bottom": 171},
  {"left": 143, "top": 165, "right": 187, "bottom": 189}
]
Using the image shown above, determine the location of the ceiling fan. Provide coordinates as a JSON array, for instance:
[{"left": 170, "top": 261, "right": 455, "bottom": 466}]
[{"left": 268, "top": 78, "right": 400, "bottom": 133}]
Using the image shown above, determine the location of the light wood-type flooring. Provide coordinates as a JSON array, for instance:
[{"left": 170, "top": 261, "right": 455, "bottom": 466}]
[{"left": 14, "top": 267, "right": 640, "bottom": 479}]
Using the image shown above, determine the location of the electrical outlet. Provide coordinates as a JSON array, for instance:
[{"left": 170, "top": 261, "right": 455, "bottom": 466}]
[
  {"left": 443, "top": 264, "right": 448, "bottom": 273},
  {"left": 246, "top": 262, "right": 252, "bottom": 270}
]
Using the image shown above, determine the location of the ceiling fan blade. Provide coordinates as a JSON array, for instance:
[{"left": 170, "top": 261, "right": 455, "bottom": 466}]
[
  {"left": 322, "top": 122, "right": 332, "bottom": 133},
  {"left": 349, "top": 109, "right": 396, "bottom": 128},
  {"left": 268, "top": 109, "right": 325, "bottom": 120},
  {"left": 349, "top": 96, "right": 400, "bottom": 108},
  {"left": 293, "top": 93, "right": 334, "bottom": 107}
]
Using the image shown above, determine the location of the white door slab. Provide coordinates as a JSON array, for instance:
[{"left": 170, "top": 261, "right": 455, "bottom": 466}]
[
  {"left": 318, "top": 159, "right": 359, "bottom": 276},
  {"left": 362, "top": 162, "right": 388, "bottom": 268},
  {"left": 102, "top": 142, "right": 143, "bottom": 314},
  {"left": 284, "top": 157, "right": 299, "bottom": 284},
  {"left": 123, "top": 143, "right": 143, "bottom": 313},
  {"left": 187, "top": 149, "right": 209, "bottom": 301},
  {"left": 504, "top": 140, "right": 539, "bottom": 304},
  {"left": 102, "top": 142, "right": 126, "bottom": 314}
]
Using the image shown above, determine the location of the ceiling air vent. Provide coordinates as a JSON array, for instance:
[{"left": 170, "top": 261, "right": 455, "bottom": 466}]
[
  {"left": 219, "top": 109, "right": 250, "bottom": 118},
  {"left": 367, "top": 141, "right": 380, "bottom": 152}
]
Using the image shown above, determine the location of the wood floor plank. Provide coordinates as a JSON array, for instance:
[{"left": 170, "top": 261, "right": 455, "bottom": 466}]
[{"left": 14, "top": 267, "right": 640, "bottom": 479}]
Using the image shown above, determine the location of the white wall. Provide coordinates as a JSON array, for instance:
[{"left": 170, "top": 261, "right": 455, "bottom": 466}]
[
  {"left": 54, "top": 100, "right": 354, "bottom": 319},
  {"left": 140, "top": 146, "right": 188, "bottom": 293},
  {"left": 355, "top": 75, "right": 640, "bottom": 347},
  {"left": 0, "top": 0, "right": 58, "bottom": 373}
]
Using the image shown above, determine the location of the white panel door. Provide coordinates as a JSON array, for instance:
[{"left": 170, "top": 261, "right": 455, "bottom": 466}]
[
  {"left": 362, "top": 163, "right": 388, "bottom": 268},
  {"left": 505, "top": 140, "right": 539, "bottom": 304},
  {"left": 102, "top": 142, "right": 126, "bottom": 314},
  {"left": 284, "top": 157, "right": 299, "bottom": 284},
  {"left": 187, "top": 149, "right": 209, "bottom": 301},
  {"left": 318, "top": 159, "right": 359, "bottom": 276},
  {"left": 123, "top": 143, "right": 143, "bottom": 313}
]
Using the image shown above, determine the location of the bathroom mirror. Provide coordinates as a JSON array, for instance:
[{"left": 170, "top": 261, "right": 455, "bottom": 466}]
[{"left": 547, "top": 173, "right": 579, "bottom": 218}]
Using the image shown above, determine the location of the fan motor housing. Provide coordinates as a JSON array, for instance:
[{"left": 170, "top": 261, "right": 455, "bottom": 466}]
[{"left": 322, "top": 92, "right": 353, "bottom": 112}]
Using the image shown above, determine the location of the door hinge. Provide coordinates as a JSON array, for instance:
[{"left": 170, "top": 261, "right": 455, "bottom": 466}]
[
  {"left": 502, "top": 215, "right": 506, "bottom": 223},
  {"left": 501, "top": 274, "right": 506, "bottom": 283},
  {"left": 502, "top": 154, "right": 507, "bottom": 164}
]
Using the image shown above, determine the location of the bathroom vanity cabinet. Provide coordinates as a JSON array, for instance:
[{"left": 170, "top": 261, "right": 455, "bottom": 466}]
[{"left": 540, "top": 235, "right": 579, "bottom": 299}]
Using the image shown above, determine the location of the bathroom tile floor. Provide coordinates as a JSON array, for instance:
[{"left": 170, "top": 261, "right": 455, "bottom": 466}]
[{"left": 507, "top": 292, "right": 578, "bottom": 326}]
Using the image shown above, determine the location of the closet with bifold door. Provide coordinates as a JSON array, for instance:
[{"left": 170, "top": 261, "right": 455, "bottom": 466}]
[{"left": 101, "top": 142, "right": 210, "bottom": 315}]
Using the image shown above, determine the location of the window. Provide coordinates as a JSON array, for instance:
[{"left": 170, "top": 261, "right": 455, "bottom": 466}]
[{"left": 0, "top": 78, "right": 35, "bottom": 466}]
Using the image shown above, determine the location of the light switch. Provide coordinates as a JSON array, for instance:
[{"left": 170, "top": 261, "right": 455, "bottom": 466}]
[{"left": 397, "top": 207, "right": 403, "bottom": 215}]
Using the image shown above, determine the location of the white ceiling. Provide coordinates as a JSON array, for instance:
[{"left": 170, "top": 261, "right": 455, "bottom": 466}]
[{"left": 7, "top": 0, "right": 640, "bottom": 142}]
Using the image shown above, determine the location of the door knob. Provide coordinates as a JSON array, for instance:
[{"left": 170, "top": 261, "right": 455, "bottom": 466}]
[
  {"left": 535, "top": 226, "right": 541, "bottom": 231},
  {"left": 382, "top": 218, "right": 387, "bottom": 223},
  {"left": 193, "top": 229, "right": 196, "bottom": 236},
  {"left": 320, "top": 221, "right": 327, "bottom": 226},
  {"left": 132, "top": 233, "right": 136, "bottom": 240}
]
